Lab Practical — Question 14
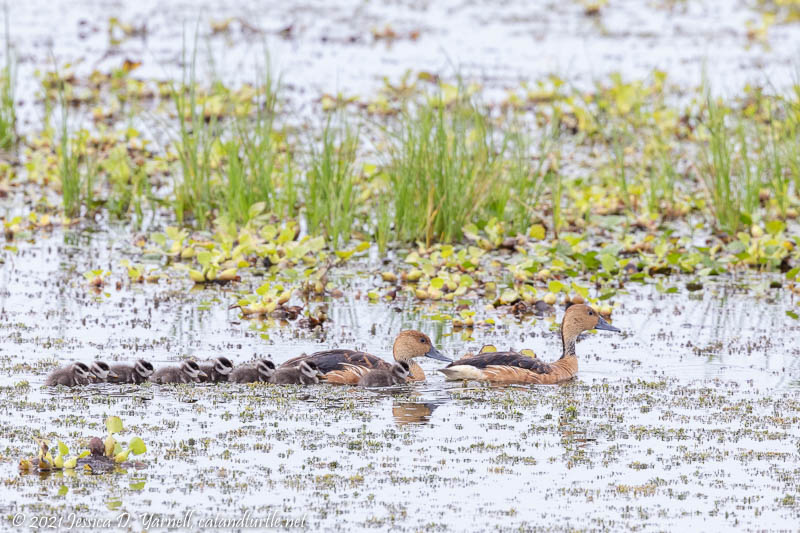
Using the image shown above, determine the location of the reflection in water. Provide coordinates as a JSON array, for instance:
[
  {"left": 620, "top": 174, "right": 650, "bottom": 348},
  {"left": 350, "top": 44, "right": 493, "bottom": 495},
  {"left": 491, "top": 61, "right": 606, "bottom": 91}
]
[
  {"left": 390, "top": 389, "right": 451, "bottom": 425},
  {"left": 392, "top": 401, "right": 439, "bottom": 425}
]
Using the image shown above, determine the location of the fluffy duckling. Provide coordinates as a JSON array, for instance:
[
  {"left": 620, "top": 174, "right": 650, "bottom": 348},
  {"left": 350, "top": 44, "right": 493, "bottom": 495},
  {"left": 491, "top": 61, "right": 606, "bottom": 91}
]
[
  {"left": 109, "top": 359, "right": 154, "bottom": 384},
  {"left": 358, "top": 361, "right": 410, "bottom": 387},
  {"left": 152, "top": 360, "right": 207, "bottom": 384},
  {"left": 87, "top": 361, "right": 119, "bottom": 383},
  {"left": 279, "top": 330, "right": 450, "bottom": 385},
  {"left": 229, "top": 359, "right": 276, "bottom": 384},
  {"left": 440, "top": 304, "right": 620, "bottom": 384},
  {"left": 197, "top": 356, "right": 234, "bottom": 383},
  {"left": 271, "top": 361, "right": 321, "bottom": 385},
  {"left": 45, "top": 362, "right": 92, "bottom": 387}
]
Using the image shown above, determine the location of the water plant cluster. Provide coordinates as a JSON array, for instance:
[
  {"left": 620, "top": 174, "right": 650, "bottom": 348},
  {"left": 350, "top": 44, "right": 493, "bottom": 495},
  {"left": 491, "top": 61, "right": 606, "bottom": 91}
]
[{"left": 1, "top": 48, "right": 799, "bottom": 327}]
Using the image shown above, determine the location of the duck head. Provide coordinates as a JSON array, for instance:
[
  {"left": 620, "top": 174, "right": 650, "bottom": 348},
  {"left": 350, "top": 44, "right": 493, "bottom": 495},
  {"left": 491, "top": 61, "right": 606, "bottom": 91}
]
[
  {"left": 135, "top": 359, "right": 154, "bottom": 379},
  {"left": 299, "top": 360, "right": 321, "bottom": 379},
  {"left": 561, "top": 304, "right": 620, "bottom": 356},
  {"left": 392, "top": 361, "right": 410, "bottom": 380},
  {"left": 90, "top": 361, "right": 118, "bottom": 381},
  {"left": 214, "top": 357, "right": 234, "bottom": 376},
  {"left": 73, "top": 362, "right": 91, "bottom": 380},
  {"left": 258, "top": 359, "right": 276, "bottom": 381},
  {"left": 393, "top": 330, "right": 451, "bottom": 363},
  {"left": 182, "top": 360, "right": 207, "bottom": 381}
]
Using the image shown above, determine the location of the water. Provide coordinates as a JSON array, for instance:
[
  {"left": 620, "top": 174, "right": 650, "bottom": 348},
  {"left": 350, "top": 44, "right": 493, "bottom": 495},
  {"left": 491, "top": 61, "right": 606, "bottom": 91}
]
[{"left": 1, "top": 227, "right": 799, "bottom": 530}]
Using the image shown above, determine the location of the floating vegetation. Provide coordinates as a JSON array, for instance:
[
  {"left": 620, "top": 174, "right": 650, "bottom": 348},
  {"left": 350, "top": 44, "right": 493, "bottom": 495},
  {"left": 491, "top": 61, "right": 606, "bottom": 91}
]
[{"left": 3, "top": 3, "right": 800, "bottom": 531}]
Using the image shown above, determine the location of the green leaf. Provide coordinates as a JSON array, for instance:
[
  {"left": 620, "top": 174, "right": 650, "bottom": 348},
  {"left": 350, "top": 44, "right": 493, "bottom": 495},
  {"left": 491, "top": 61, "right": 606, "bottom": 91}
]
[
  {"left": 130, "top": 481, "right": 146, "bottom": 491},
  {"left": 571, "top": 283, "right": 589, "bottom": 299},
  {"left": 787, "top": 311, "right": 799, "bottom": 320},
  {"left": 765, "top": 220, "right": 785, "bottom": 236},
  {"left": 78, "top": 450, "right": 90, "bottom": 459},
  {"left": 58, "top": 440, "right": 69, "bottom": 457},
  {"left": 106, "top": 416, "right": 123, "bottom": 435},
  {"left": 528, "top": 224, "right": 546, "bottom": 240},
  {"left": 547, "top": 280, "right": 565, "bottom": 293},
  {"left": 248, "top": 202, "right": 266, "bottom": 219},
  {"left": 128, "top": 437, "right": 147, "bottom": 455},
  {"left": 430, "top": 277, "right": 445, "bottom": 289},
  {"left": 58, "top": 485, "right": 68, "bottom": 497},
  {"left": 786, "top": 267, "right": 800, "bottom": 281},
  {"left": 599, "top": 253, "right": 617, "bottom": 273},
  {"left": 106, "top": 499, "right": 122, "bottom": 510}
]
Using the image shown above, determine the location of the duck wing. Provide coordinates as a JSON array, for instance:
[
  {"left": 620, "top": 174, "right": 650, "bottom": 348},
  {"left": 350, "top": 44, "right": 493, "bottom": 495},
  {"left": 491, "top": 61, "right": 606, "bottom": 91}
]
[
  {"left": 446, "top": 352, "right": 552, "bottom": 374},
  {"left": 281, "top": 350, "right": 391, "bottom": 374}
]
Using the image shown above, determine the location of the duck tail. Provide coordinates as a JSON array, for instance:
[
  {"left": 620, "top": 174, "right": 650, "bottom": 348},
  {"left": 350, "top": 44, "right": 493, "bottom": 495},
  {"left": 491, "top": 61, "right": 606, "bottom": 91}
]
[{"left": 438, "top": 365, "right": 486, "bottom": 381}]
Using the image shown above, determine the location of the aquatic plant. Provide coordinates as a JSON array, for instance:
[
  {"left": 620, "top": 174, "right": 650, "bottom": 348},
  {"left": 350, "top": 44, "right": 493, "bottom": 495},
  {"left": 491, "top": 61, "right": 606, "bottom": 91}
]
[
  {"left": 305, "top": 113, "right": 359, "bottom": 248},
  {"left": 0, "top": 10, "right": 16, "bottom": 150},
  {"left": 18, "top": 416, "right": 147, "bottom": 473}
]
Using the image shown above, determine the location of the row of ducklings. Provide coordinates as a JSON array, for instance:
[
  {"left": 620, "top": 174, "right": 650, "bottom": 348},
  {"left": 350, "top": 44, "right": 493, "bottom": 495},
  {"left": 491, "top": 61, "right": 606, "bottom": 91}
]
[{"left": 45, "top": 357, "right": 410, "bottom": 388}]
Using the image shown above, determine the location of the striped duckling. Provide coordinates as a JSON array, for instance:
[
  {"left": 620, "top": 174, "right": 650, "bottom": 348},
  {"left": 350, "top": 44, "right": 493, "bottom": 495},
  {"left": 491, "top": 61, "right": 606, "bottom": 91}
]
[
  {"left": 45, "top": 362, "right": 92, "bottom": 387},
  {"left": 230, "top": 359, "right": 276, "bottom": 384},
  {"left": 197, "top": 357, "right": 234, "bottom": 383},
  {"left": 440, "top": 304, "right": 620, "bottom": 384},
  {"left": 271, "top": 360, "right": 321, "bottom": 385},
  {"left": 279, "top": 331, "right": 450, "bottom": 385},
  {"left": 357, "top": 361, "right": 410, "bottom": 387},
  {"left": 152, "top": 360, "right": 207, "bottom": 384},
  {"left": 87, "top": 361, "right": 118, "bottom": 383},
  {"left": 109, "top": 359, "right": 155, "bottom": 384}
]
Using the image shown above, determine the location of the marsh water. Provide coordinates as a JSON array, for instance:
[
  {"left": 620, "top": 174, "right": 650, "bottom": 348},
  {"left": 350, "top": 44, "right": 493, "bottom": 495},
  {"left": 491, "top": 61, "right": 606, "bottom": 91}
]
[
  {"left": 1, "top": 226, "right": 799, "bottom": 531},
  {"left": 3, "top": 0, "right": 800, "bottom": 531}
]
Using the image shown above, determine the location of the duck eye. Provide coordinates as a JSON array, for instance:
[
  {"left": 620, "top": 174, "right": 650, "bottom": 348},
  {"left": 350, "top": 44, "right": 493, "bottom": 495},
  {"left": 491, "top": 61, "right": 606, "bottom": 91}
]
[
  {"left": 588, "top": 310, "right": 594, "bottom": 316},
  {"left": 420, "top": 338, "right": 427, "bottom": 344}
]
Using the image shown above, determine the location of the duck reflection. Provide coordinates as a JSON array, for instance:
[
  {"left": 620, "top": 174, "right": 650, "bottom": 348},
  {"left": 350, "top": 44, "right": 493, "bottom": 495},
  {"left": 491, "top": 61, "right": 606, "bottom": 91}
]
[{"left": 391, "top": 397, "right": 449, "bottom": 425}]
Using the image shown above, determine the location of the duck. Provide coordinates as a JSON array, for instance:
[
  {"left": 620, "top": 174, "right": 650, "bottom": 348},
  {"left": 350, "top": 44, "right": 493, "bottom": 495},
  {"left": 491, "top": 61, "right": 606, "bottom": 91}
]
[
  {"left": 152, "top": 360, "right": 207, "bottom": 384},
  {"left": 109, "top": 359, "right": 154, "bottom": 384},
  {"left": 197, "top": 356, "right": 234, "bottom": 383},
  {"left": 45, "top": 362, "right": 92, "bottom": 387},
  {"left": 230, "top": 359, "right": 276, "bottom": 384},
  {"left": 279, "top": 330, "right": 450, "bottom": 385},
  {"left": 270, "top": 360, "right": 321, "bottom": 385},
  {"left": 87, "top": 361, "right": 119, "bottom": 383},
  {"left": 357, "top": 361, "right": 410, "bottom": 387},
  {"left": 439, "top": 304, "right": 620, "bottom": 384}
]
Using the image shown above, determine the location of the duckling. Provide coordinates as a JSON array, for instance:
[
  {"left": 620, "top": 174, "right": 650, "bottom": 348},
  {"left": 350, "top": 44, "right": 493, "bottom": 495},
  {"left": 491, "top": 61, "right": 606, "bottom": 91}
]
[
  {"left": 358, "top": 361, "right": 410, "bottom": 387},
  {"left": 86, "top": 361, "right": 119, "bottom": 383},
  {"left": 197, "top": 356, "right": 234, "bottom": 383},
  {"left": 279, "top": 330, "right": 450, "bottom": 385},
  {"left": 109, "top": 359, "right": 154, "bottom": 384},
  {"left": 230, "top": 359, "right": 276, "bottom": 384},
  {"left": 440, "top": 304, "right": 620, "bottom": 384},
  {"left": 152, "top": 360, "right": 207, "bottom": 384},
  {"left": 271, "top": 361, "right": 321, "bottom": 385},
  {"left": 45, "top": 362, "right": 92, "bottom": 387}
]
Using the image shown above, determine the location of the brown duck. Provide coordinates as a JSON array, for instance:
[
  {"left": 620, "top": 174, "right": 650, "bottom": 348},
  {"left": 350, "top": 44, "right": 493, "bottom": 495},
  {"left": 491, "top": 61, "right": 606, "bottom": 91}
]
[
  {"left": 279, "top": 330, "right": 450, "bottom": 385},
  {"left": 440, "top": 304, "right": 620, "bottom": 384}
]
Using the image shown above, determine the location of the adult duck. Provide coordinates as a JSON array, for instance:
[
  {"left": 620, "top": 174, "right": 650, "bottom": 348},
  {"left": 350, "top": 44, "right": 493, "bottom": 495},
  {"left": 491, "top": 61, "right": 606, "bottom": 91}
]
[
  {"left": 279, "top": 330, "right": 450, "bottom": 385},
  {"left": 440, "top": 304, "right": 620, "bottom": 384}
]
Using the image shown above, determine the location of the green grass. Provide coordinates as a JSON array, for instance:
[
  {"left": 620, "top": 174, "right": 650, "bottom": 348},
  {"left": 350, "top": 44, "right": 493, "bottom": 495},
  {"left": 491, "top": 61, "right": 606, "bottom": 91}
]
[
  {"left": 305, "top": 114, "right": 359, "bottom": 248},
  {"left": 170, "top": 38, "right": 216, "bottom": 227},
  {"left": 0, "top": 9, "right": 16, "bottom": 151},
  {"left": 386, "top": 91, "right": 504, "bottom": 244}
]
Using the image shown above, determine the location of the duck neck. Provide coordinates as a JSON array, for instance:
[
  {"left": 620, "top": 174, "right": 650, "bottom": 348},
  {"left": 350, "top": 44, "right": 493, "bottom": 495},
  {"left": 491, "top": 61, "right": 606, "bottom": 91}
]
[
  {"left": 394, "top": 349, "right": 426, "bottom": 381},
  {"left": 560, "top": 327, "right": 577, "bottom": 359},
  {"left": 408, "top": 361, "right": 425, "bottom": 381}
]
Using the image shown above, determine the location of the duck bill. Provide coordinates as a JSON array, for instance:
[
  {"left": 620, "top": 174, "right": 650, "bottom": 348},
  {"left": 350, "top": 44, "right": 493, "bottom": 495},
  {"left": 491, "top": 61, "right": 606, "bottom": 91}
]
[
  {"left": 595, "top": 316, "right": 620, "bottom": 332},
  {"left": 197, "top": 371, "right": 208, "bottom": 379},
  {"left": 424, "top": 346, "right": 452, "bottom": 362},
  {"left": 108, "top": 370, "right": 119, "bottom": 379}
]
